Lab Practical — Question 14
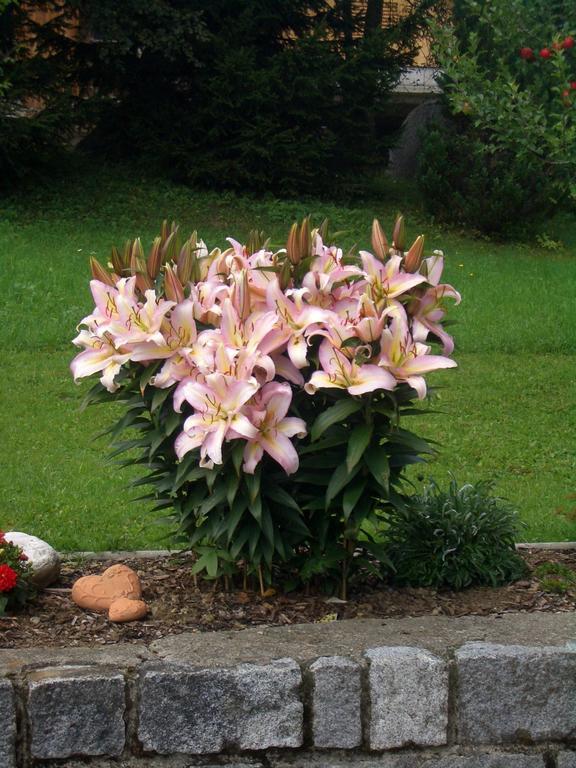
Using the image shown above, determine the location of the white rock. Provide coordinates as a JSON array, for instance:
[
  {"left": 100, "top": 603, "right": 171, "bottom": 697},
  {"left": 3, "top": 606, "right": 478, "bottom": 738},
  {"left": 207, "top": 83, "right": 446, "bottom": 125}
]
[{"left": 4, "top": 532, "right": 61, "bottom": 587}]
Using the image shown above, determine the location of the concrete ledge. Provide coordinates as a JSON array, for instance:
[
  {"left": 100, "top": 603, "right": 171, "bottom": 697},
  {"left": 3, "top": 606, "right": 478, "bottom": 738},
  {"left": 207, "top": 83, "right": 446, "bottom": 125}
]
[{"left": 1, "top": 615, "right": 576, "bottom": 767}]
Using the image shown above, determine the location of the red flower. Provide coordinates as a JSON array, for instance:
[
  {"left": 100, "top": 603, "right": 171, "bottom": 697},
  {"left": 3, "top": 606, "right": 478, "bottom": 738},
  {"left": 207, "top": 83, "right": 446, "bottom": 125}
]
[
  {"left": 519, "top": 47, "right": 534, "bottom": 61},
  {"left": 562, "top": 36, "right": 575, "bottom": 50},
  {"left": 540, "top": 48, "right": 552, "bottom": 59},
  {"left": 0, "top": 564, "right": 18, "bottom": 593},
  {"left": 570, "top": 82, "right": 576, "bottom": 90},
  {"left": 0, "top": 532, "right": 5, "bottom": 543},
  {"left": 18, "top": 553, "right": 28, "bottom": 562}
]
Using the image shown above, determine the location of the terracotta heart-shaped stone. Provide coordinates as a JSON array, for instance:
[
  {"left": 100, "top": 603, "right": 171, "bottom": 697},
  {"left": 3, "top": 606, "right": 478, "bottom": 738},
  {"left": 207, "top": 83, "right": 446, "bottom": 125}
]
[
  {"left": 71, "top": 564, "right": 142, "bottom": 612},
  {"left": 108, "top": 597, "right": 149, "bottom": 623}
]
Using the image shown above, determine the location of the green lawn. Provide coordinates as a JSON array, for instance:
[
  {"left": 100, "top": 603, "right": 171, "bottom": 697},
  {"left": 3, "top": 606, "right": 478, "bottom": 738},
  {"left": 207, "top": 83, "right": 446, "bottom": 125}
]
[{"left": 1, "top": 167, "right": 575, "bottom": 549}]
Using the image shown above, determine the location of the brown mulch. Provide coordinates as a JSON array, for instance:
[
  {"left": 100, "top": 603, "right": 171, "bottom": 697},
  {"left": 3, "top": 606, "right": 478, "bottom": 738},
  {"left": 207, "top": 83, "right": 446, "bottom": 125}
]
[{"left": 1, "top": 550, "right": 575, "bottom": 649}]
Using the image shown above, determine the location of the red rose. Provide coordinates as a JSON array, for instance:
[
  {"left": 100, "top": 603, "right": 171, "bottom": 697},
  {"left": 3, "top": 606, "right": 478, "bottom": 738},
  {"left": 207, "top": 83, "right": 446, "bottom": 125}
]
[
  {"left": 0, "top": 564, "right": 18, "bottom": 593},
  {"left": 562, "top": 36, "right": 575, "bottom": 50},
  {"left": 570, "top": 82, "right": 576, "bottom": 90},
  {"left": 519, "top": 47, "right": 534, "bottom": 61},
  {"left": 540, "top": 48, "right": 552, "bottom": 59}
]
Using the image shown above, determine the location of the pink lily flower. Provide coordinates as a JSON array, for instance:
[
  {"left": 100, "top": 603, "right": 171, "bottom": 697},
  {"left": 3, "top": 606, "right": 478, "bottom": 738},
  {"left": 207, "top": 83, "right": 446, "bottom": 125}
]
[
  {"left": 70, "top": 330, "right": 132, "bottom": 392},
  {"left": 174, "top": 373, "right": 259, "bottom": 468},
  {"left": 240, "top": 382, "right": 307, "bottom": 475},
  {"left": 264, "top": 281, "right": 336, "bottom": 368},
  {"left": 378, "top": 308, "right": 457, "bottom": 399},
  {"left": 305, "top": 339, "right": 396, "bottom": 396},
  {"left": 422, "top": 252, "right": 445, "bottom": 286},
  {"left": 411, "top": 284, "right": 462, "bottom": 355},
  {"left": 360, "top": 252, "right": 427, "bottom": 308}
]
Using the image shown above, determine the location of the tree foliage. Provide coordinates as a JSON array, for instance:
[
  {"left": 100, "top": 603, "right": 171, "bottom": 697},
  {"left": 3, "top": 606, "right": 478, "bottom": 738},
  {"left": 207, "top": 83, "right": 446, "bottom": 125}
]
[
  {"left": 1, "top": 0, "right": 447, "bottom": 192},
  {"left": 419, "top": 0, "right": 576, "bottom": 233}
]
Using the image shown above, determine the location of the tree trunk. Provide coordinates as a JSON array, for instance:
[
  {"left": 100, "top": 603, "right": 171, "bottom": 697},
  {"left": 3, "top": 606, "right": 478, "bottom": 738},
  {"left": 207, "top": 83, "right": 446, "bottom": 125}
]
[{"left": 365, "top": 0, "right": 384, "bottom": 35}]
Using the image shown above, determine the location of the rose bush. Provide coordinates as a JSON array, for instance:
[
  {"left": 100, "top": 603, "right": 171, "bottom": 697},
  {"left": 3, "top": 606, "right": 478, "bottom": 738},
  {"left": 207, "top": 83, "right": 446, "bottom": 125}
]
[
  {"left": 72, "top": 218, "right": 459, "bottom": 595},
  {"left": 419, "top": 0, "right": 576, "bottom": 234},
  {"left": 0, "top": 532, "right": 33, "bottom": 614}
]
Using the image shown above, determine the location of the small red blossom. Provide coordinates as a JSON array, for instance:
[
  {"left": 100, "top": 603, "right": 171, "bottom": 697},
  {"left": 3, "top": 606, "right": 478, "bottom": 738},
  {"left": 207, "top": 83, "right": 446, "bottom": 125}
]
[
  {"left": 519, "top": 47, "right": 534, "bottom": 61},
  {"left": 18, "top": 553, "right": 28, "bottom": 562},
  {"left": 562, "top": 36, "right": 575, "bottom": 50},
  {"left": 570, "top": 82, "right": 576, "bottom": 90},
  {"left": 540, "top": 48, "right": 552, "bottom": 59},
  {"left": 0, "top": 564, "right": 18, "bottom": 593}
]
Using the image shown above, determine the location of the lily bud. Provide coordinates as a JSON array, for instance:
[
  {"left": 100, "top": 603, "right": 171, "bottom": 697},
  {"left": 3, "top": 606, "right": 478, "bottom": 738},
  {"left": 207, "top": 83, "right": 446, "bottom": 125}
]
[
  {"left": 232, "top": 269, "right": 251, "bottom": 321},
  {"left": 90, "top": 257, "right": 116, "bottom": 287},
  {"left": 286, "top": 222, "right": 300, "bottom": 265},
  {"left": 110, "top": 246, "right": 125, "bottom": 277},
  {"left": 177, "top": 240, "right": 195, "bottom": 285},
  {"left": 164, "top": 264, "right": 185, "bottom": 303},
  {"left": 392, "top": 215, "right": 405, "bottom": 252},
  {"left": 404, "top": 235, "right": 425, "bottom": 273},
  {"left": 130, "top": 252, "right": 153, "bottom": 293},
  {"left": 371, "top": 218, "right": 389, "bottom": 262},
  {"left": 147, "top": 237, "right": 162, "bottom": 280},
  {"left": 161, "top": 230, "right": 179, "bottom": 266},
  {"left": 131, "top": 237, "right": 145, "bottom": 262},
  {"left": 299, "top": 216, "right": 311, "bottom": 260},
  {"left": 279, "top": 258, "right": 293, "bottom": 291}
]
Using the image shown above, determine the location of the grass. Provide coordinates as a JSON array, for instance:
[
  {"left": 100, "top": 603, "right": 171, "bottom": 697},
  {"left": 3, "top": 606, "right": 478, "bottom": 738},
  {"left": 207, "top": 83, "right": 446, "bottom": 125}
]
[{"left": 1, "top": 165, "right": 575, "bottom": 550}]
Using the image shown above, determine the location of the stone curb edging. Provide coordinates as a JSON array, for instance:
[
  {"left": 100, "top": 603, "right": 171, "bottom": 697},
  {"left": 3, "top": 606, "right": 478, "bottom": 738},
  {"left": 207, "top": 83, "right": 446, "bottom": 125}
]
[
  {"left": 2, "top": 637, "right": 576, "bottom": 767},
  {"left": 64, "top": 542, "right": 576, "bottom": 561}
]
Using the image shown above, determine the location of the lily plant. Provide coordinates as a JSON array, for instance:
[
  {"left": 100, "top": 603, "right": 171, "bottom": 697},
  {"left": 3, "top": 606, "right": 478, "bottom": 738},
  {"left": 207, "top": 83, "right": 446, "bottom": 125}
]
[{"left": 73, "top": 216, "right": 460, "bottom": 596}]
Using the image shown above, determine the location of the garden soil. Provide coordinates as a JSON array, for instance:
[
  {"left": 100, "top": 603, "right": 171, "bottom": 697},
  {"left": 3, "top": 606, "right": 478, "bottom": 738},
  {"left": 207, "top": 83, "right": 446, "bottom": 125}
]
[{"left": 1, "top": 549, "right": 575, "bottom": 649}]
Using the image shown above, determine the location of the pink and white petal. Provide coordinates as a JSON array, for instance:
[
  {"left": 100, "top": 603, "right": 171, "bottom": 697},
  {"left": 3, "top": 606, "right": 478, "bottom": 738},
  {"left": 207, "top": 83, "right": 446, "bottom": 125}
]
[
  {"left": 277, "top": 416, "right": 307, "bottom": 439},
  {"left": 260, "top": 431, "right": 300, "bottom": 475},
  {"left": 226, "top": 378, "right": 260, "bottom": 411},
  {"left": 348, "top": 364, "right": 396, "bottom": 395},
  {"left": 425, "top": 322, "right": 455, "bottom": 355},
  {"left": 272, "top": 354, "right": 305, "bottom": 386},
  {"left": 304, "top": 371, "right": 342, "bottom": 394},
  {"left": 260, "top": 382, "right": 292, "bottom": 422},
  {"left": 405, "top": 375, "right": 427, "bottom": 400},
  {"left": 174, "top": 429, "right": 204, "bottom": 460},
  {"left": 173, "top": 379, "right": 211, "bottom": 412},
  {"left": 242, "top": 441, "right": 264, "bottom": 474},
  {"left": 203, "top": 422, "right": 228, "bottom": 465},
  {"left": 100, "top": 361, "right": 124, "bottom": 392},
  {"left": 287, "top": 335, "right": 310, "bottom": 369},
  {"left": 436, "top": 283, "right": 462, "bottom": 304},
  {"left": 424, "top": 255, "right": 444, "bottom": 286},
  {"left": 402, "top": 355, "right": 457, "bottom": 376},
  {"left": 386, "top": 273, "right": 427, "bottom": 298},
  {"left": 230, "top": 413, "right": 260, "bottom": 440}
]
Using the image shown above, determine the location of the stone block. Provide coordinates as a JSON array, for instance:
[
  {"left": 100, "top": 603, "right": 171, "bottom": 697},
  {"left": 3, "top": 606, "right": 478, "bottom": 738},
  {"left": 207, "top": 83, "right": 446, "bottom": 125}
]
[
  {"left": 365, "top": 646, "right": 448, "bottom": 749},
  {"left": 421, "top": 754, "right": 544, "bottom": 767},
  {"left": 456, "top": 643, "right": 576, "bottom": 744},
  {"left": 0, "top": 678, "right": 16, "bottom": 768},
  {"left": 558, "top": 753, "right": 576, "bottom": 768},
  {"left": 310, "top": 656, "right": 362, "bottom": 749},
  {"left": 27, "top": 666, "right": 126, "bottom": 758},
  {"left": 138, "top": 659, "right": 303, "bottom": 754},
  {"left": 270, "top": 756, "right": 422, "bottom": 768}
]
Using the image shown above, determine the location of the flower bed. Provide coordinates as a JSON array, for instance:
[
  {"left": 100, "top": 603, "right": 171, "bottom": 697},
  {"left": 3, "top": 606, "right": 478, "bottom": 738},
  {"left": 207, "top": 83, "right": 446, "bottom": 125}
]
[{"left": 2, "top": 548, "right": 575, "bottom": 649}]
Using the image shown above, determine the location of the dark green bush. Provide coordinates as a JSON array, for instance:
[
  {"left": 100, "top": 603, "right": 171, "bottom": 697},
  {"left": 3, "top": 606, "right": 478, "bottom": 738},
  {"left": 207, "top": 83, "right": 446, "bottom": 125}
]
[
  {"left": 384, "top": 478, "right": 528, "bottom": 589},
  {"left": 417, "top": 122, "right": 553, "bottom": 237}
]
